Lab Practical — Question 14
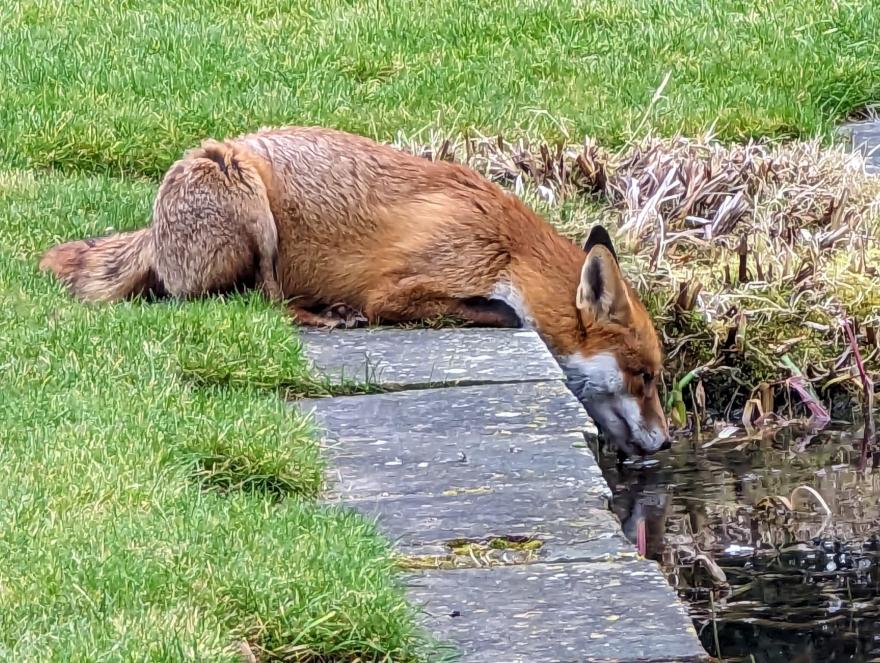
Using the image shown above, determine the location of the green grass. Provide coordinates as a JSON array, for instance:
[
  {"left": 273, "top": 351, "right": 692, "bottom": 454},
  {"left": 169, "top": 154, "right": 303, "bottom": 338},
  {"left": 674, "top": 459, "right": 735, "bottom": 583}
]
[
  {"left": 1, "top": 0, "right": 878, "bottom": 178},
  {"left": 0, "top": 172, "right": 419, "bottom": 660},
  {"left": 1, "top": 0, "right": 878, "bottom": 659}
]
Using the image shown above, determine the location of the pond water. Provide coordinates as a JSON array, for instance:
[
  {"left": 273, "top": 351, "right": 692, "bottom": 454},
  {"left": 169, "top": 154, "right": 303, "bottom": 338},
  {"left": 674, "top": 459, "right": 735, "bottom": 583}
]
[{"left": 596, "top": 426, "right": 880, "bottom": 663}]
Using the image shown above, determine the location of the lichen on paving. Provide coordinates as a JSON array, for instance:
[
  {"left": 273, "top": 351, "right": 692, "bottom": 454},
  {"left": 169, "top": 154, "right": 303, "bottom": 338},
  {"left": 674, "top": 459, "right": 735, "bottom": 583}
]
[
  {"left": 396, "top": 536, "right": 546, "bottom": 570},
  {"left": 393, "top": 132, "right": 880, "bottom": 422}
]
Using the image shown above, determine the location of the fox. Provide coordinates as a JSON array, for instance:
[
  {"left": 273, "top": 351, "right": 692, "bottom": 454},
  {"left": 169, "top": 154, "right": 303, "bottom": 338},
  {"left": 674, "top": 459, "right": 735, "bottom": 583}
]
[{"left": 39, "top": 126, "right": 670, "bottom": 457}]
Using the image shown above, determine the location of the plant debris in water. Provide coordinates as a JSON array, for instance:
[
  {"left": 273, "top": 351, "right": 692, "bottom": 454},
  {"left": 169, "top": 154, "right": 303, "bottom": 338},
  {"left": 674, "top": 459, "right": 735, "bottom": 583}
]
[
  {"left": 600, "top": 426, "right": 880, "bottom": 663},
  {"left": 393, "top": 131, "right": 880, "bottom": 435}
]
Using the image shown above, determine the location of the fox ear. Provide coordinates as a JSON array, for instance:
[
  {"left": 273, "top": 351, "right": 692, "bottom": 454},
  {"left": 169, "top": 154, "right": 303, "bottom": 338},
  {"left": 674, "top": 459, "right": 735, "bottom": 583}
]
[
  {"left": 583, "top": 225, "right": 619, "bottom": 264},
  {"left": 576, "top": 239, "right": 631, "bottom": 325}
]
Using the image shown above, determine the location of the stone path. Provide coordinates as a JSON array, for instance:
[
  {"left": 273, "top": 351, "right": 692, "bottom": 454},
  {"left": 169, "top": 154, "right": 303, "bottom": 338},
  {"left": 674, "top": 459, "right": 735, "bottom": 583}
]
[
  {"left": 295, "top": 326, "right": 708, "bottom": 662},
  {"left": 841, "top": 118, "right": 880, "bottom": 172}
]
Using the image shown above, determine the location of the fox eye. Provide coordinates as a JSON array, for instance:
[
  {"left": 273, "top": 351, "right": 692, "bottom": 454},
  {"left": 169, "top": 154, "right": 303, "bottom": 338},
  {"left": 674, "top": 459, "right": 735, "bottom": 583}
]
[{"left": 641, "top": 371, "right": 654, "bottom": 384}]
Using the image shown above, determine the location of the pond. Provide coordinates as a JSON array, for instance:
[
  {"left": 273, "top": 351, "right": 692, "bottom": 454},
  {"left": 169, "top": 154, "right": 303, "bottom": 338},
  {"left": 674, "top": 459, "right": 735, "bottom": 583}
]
[{"left": 596, "top": 426, "right": 880, "bottom": 663}]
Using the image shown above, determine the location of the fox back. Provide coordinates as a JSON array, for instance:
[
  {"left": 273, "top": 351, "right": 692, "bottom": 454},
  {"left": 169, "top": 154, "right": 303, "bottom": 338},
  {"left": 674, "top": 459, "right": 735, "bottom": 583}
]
[{"left": 40, "top": 126, "right": 669, "bottom": 456}]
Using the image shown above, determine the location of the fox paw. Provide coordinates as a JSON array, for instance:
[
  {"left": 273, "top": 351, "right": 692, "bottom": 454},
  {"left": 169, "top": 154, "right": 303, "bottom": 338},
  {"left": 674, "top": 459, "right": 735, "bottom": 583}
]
[
  {"left": 287, "top": 302, "right": 369, "bottom": 329},
  {"left": 319, "top": 303, "right": 369, "bottom": 329}
]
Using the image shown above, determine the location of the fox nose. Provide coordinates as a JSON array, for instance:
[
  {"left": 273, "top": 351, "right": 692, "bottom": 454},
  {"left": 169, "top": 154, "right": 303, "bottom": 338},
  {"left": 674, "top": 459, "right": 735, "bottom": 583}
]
[{"left": 659, "top": 438, "right": 672, "bottom": 452}]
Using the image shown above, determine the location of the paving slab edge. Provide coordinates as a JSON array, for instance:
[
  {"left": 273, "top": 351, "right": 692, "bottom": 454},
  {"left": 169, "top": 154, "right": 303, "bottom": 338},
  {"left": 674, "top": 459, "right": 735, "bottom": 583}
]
[{"left": 295, "top": 326, "right": 709, "bottom": 662}]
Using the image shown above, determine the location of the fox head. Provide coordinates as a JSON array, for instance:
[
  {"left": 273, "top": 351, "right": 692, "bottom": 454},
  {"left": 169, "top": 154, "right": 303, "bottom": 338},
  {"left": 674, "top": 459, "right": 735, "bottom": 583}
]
[{"left": 562, "top": 226, "right": 670, "bottom": 458}]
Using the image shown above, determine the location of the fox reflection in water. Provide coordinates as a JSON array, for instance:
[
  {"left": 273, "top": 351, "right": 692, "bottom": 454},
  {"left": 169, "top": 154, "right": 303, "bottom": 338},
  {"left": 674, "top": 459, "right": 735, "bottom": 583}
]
[{"left": 597, "top": 428, "right": 880, "bottom": 663}]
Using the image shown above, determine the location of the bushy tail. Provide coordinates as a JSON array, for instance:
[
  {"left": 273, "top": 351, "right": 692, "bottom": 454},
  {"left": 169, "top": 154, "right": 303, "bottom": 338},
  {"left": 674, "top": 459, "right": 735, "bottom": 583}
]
[{"left": 39, "top": 228, "right": 160, "bottom": 302}]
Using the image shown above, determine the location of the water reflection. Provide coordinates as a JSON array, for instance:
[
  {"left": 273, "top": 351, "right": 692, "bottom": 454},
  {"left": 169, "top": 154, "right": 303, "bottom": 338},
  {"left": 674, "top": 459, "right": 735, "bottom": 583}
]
[{"left": 597, "top": 426, "right": 880, "bottom": 663}]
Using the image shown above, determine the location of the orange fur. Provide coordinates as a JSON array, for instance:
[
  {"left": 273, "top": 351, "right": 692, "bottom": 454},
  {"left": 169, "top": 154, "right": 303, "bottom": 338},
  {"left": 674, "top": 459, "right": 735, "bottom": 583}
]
[{"left": 39, "top": 126, "right": 668, "bottom": 453}]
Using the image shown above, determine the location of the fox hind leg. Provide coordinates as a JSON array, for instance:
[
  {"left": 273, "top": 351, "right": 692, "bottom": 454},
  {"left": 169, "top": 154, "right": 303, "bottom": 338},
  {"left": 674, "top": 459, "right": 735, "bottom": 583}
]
[
  {"left": 151, "top": 140, "right": 283, "bottom": 302},
  {"left": 252, "top": 199, "right": 283, "bottom": 303}
]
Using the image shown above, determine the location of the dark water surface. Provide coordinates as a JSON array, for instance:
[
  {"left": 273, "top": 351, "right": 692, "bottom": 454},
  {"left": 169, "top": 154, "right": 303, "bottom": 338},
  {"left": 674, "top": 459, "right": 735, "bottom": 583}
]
[{"left": 596, "top": 426, "right": 880, "bottom": 663}]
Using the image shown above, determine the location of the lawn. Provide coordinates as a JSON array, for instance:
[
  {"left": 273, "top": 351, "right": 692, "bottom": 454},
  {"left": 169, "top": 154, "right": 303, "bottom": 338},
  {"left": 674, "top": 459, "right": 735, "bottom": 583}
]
[
  {"left": 2, "top": 0, "right": 878, "bottom": 178},
  {"left": 0, "top": 171, "right": 419, "bottom": 660},
  {"left": 1, "top": 0, "right": 878, "bottom": 660}
]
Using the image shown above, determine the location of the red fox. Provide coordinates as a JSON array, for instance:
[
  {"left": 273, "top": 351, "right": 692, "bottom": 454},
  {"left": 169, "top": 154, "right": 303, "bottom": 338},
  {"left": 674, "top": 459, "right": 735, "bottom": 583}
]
[{"left": 39, "top": 126, "right": 670, "bottom": 456}]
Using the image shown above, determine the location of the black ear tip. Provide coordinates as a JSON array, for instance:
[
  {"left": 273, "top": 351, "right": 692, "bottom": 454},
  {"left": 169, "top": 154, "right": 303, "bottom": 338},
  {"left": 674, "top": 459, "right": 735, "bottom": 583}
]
[
  {"left": 585, "top": 225, "right": 611, "bottom": 246},
  {"left": 583, "top": 225, "right": 618, "bottom": 262}
]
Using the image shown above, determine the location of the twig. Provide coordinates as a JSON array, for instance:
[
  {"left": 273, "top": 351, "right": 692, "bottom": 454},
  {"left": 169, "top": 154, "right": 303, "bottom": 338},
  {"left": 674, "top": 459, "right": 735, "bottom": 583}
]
[
  {"left": 841, "top": 313, "right": 876, "bottom": 469},
  {"left": 618, "top": 71, "right": 672, "bottom": 157},
  {"left": 779, "top": 354, "right": 830, "bottom": 429}
]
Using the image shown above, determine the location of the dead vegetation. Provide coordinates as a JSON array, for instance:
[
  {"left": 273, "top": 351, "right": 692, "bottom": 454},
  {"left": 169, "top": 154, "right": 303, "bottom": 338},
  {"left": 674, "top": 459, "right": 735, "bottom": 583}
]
[
  {"left": 393, "top": 131, "right": 880, "bottom": 436},
  {"left": 395, "top": 536, "right": 546, "bottom": 571}
]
